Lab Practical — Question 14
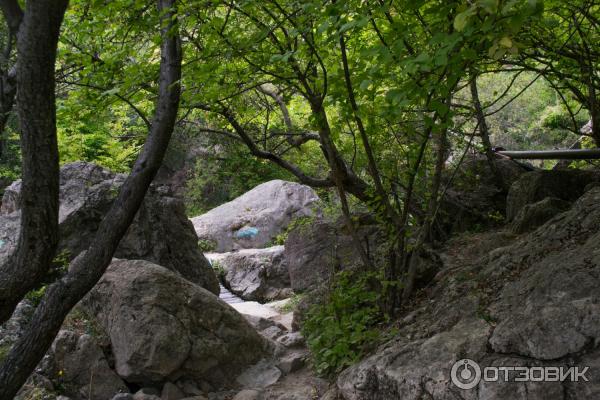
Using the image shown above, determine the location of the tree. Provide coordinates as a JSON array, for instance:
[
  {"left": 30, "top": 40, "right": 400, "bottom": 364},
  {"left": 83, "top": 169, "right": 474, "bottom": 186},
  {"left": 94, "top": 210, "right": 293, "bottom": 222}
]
[
  {"left": 176, "top": 0, "right": 544, "bottom": 309},
  {"left": 0, "top": 0, "right": 182, "bottom": 396},
  {"left": 517, "top": 0, "right": 600, "bottom": 145}
]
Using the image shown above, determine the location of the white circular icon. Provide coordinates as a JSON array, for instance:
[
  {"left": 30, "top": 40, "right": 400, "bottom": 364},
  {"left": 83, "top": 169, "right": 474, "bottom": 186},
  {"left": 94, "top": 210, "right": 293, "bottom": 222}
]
[{"left": 451, "top": 358, "right": 482, "bottom": 389}]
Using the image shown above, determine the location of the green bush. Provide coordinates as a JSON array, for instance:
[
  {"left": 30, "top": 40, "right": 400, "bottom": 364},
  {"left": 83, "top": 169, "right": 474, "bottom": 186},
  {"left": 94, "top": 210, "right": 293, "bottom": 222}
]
[
  {"left": 185, "top": 141, "right": 293, "bottom": 216},
  {"left": 302, "top": 270, "right": 382, "bottom": 376},
  {"left": 270, "top": 215, "right": 314, "bottom": 246},
  {"left": 198, "top": 238, "right": 217, "bottom": 253}
]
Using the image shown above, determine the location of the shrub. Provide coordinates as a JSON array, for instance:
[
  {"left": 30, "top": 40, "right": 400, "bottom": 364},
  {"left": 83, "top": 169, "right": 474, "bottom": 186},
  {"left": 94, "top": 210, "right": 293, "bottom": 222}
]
[
  {"left": 302, "top": 270, "right": 382, "bottom": 376},
  {"left": 197, "top": 238, "right": 217, "bottom": 253}
]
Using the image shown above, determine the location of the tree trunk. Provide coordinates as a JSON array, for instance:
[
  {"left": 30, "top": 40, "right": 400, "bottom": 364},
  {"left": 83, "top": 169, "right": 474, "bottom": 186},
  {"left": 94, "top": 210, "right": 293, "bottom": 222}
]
[
  {"left": 0, "top": 0, "right": 182, "bottom": 397},
  {"left": 470, "top": 72, "right": 506, "bottom": 191},
  {"left": 0, "top": 0, "right": 67, "bottom": 324},
  {"left": 0, "top": 66, "right": 17, "bottom": 160},
  {"left": 402, "top": 124, "right": 448, "bottom": 302}
]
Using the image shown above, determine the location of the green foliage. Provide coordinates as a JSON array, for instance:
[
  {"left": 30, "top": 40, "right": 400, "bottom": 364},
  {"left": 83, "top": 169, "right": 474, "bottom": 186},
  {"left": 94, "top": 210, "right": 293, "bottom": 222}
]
[
  {"left": 62, "top": 307, "right": 107, "bottom": 339},
  {"left": 56, "top": 92, "right": 144, "bottom": 172},
  {"left": 185, "top": 141, "right": 293, "bottom": 216},
  {"left": 303, "top": 270, "right": 383, "bottom": 376},
  {"left": 24, "top": 250, "right": 70, "bottom": 307},
  {"left": 270, "top": 215, "right": 314, "bottom": 246},
  {"left": 278, "top": 293, "right": 303, "bottom": 314},
  {"left": 0, "top": 343, "right": 9, "bottom": 362},
  {"left": 197, "top": 239, "right": 217, "bottom": 253},
  {"left": 466, "top": 71, "right": 584, "bottom": 152},
  {"left": 0, "top": 124, "right": 21, "bottom": 193},
  {"left": 210, "top": 260, "right": 225, "bottom": 277}
]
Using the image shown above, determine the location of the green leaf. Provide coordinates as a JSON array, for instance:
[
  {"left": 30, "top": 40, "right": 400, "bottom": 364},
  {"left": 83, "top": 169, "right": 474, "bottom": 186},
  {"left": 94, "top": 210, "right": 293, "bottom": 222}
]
[
  {"left": 359, "top": 79, "right": 372, "bottom": 91},
  {"left": 499, "top": 36, "right": 513, "bottom": 48},
  {"left": 478, "top": 0, "right": 498, "bottom": 14},
  {"left": 454, "top": 10, "right": 472, "bottom": 31},
  {"left": 339, "top": 20, "right": 356, "bottom": 34}
]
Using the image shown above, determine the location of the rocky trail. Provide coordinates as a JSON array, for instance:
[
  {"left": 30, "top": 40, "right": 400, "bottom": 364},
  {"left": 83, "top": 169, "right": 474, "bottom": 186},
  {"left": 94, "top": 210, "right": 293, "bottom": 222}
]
[{"left": 206, "top": 256, "right": 328, "bottom": 400}]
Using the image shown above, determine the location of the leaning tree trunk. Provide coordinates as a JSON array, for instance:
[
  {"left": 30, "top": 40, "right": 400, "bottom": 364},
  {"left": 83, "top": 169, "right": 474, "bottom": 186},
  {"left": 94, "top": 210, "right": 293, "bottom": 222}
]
[{"left": 0, "top": 0, "right": 182, "bottom": 397}]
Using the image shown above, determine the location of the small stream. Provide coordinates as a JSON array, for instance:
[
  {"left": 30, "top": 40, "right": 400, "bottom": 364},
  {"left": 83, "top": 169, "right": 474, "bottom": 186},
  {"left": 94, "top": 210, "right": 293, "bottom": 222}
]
[
  {"left": 219, "top": 284, "right": 244, "bottom": 304},
  {"left": 207, "top": 253, "right": 290, "bottom": 326}
]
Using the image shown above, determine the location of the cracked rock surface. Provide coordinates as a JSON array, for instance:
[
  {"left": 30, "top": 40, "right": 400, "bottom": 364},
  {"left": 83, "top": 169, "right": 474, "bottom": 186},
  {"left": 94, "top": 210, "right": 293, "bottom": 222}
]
[
  {"left": 336, "top": 187, "right": 600, "bottom": 400},
  {"left": 81, "top": 259, "right": 270, "bottom": 389}
]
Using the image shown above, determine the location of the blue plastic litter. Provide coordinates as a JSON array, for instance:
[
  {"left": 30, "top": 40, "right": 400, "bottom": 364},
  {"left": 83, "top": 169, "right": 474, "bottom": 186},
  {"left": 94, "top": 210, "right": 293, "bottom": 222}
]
[{"left": 236, "top": 227, "right": 259, "bottom": 239}]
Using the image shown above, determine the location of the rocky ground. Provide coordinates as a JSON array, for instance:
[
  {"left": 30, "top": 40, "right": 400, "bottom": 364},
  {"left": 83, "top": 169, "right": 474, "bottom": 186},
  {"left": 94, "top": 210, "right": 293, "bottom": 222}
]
[{"left": 2, "top": 159, "right": 600, "bottom": 399}]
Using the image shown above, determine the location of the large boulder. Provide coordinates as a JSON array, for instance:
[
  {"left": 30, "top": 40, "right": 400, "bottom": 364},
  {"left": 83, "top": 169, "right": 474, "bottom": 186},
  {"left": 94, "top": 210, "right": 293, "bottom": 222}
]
[
  {"left": 509, "top": 196, "right": 571, "bottom": 234},
  {"left": 207, "top": 246, "right": 292, "bottom": 302},
  {"left": 285, "top": 219, "right": 349, "bottom": 293},
  {"left": 485, "top": 188, "right": 600, "bottom": 361},
  {"left": 506, "top": 169, "right": 600, "bottom": 221},
  {"left": 440, "top": 156, "right": 530, "bottom": 234},
  {"left": 81, "top": 259, "right": 270, "bottom": 389},
  {"left": 191, "top": 180, "right": 320, "bottom": 252},
  {"left": 46, "top": 330, "right": 128, "bottom": 400},
  {"left": 335, "top": 187, "right": 600, "bottom": 399},
  {"left": 284, "top": 216, "right": 391, "bottom": 293},
  {"left": 337, "top": 318, "right": 492, "bottom": 399},
  {"left": 0, "top": 162, "right": 218, "bottom": 294}
]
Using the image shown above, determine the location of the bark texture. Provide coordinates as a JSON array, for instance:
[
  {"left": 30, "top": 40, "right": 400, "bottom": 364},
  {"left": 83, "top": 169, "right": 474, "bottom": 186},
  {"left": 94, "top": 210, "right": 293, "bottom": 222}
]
[
  {"left": 0, "top": 0, "right": 66, "bottom": 324},
  {"left": 0, "top": 0, "right": 182, "bottom": 397}
]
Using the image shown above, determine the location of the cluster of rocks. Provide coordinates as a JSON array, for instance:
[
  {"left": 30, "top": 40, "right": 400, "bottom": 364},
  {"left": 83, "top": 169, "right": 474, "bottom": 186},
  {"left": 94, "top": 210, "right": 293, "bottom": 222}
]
[
  {"left": 4, "top": 158, "right": 600, "bottom": 400},
  {"left": 330, "top": 167, "right": 600, "bottom": 399},
  {"left": 192, "top": 179, "right": 326, "bottom": 304},
  {"left": 0, "top": 161, "right": 219, "bottom": 293},
  {"left": 0, "top": 164, "right": 302, "bottom": 400},
  {"left": 2, "top": 171, "right": 344, "bottom": 400}
]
